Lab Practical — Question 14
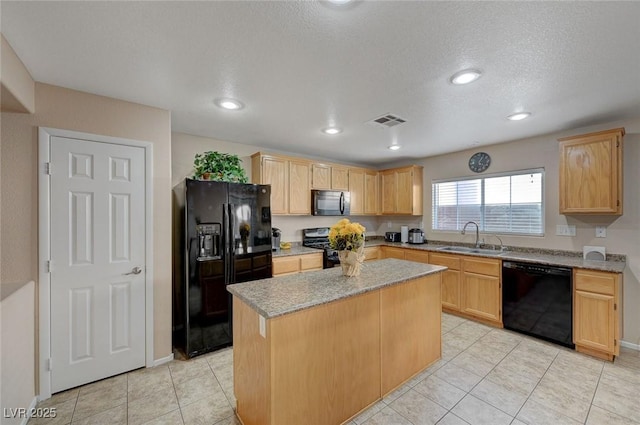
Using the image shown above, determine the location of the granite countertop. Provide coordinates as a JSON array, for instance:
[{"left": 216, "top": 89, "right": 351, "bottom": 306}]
[
  {"left": 272, "top": 244, "right": 321, "bottom": 257},
  {"left": 365, "top": 240, "right": 626, "bottom": 273},
  {"left": 227, "top": 258, "right": 447, "bottom": 319},
  {"left": 271, "top": 238, "right": 625, "bottom": 273}
]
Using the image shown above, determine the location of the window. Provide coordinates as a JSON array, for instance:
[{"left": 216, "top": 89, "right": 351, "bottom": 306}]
[{"left": 432, "top": 169, "right": 544, "bottom": 235}]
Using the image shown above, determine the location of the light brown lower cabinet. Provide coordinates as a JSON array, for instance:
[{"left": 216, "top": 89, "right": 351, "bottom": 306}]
[
  {"left": 380, "top": 246, "right": 406, "bottom": 260},
  {"left": 232, "top": 273, "right": 442, "bottom": 425},
  {"left": 363, "top": 246, "right": 380, "bottom": 261},
  {"left": 429, "top": 253, "right": 462, "bottom": 312},
  {"left": 403, "top": 249, "right": 430, "bottom": 264},
  {"left": 272, "top": 252, "right": 323, "bottom": 276},
  {"left": 574, "top": 269, "right": 621, "bottom": 361}
]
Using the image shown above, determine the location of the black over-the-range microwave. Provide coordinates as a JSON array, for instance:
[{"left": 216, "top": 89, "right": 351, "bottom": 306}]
[{"left": 311, "top": 190, "right": 351, "bottom": 216}]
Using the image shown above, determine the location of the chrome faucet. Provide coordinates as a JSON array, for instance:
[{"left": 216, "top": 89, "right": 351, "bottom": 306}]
[{"left": 461, "top": 221, "right": 481, "bottom": 248}]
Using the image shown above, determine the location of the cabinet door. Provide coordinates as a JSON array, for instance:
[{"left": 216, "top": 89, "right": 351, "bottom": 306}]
[
  {"left": 300, "top": 253, "right": 323, "bottom": 272},
  {"left": 349, "top": 169, "right": 365, "bottom": 215},
  {"left": 441, "top": 270, "right": 461, "bottom": 311},
  {"left": 404, "top": 249, "right": 429, "bottom": 264},
  {"left": 311, "top": 164, "right": 331, "bottom": 190},
  {"left": 262, "top": 157, "right": 288, "bottom": 215},
  {"left": 289, "top": 161, "right": 310, "bottom": 214},
  {"left": 380, "top": 171, "right": 396, "bottom": 214},
  {"left": 363, "top": 246, "right": 379, "bottom": 261},
  {"left": 332, "top": 167, "right": 350, "bottom": 190},
  {"left": 461, "top": 272, "right": 500, "bottom": 323},
  {"left": 395, "top": 168, "right": 414, "bottom": 214},
  {"left": 381, "top": 246, "right": 405, "bottom": 260},
  {"left": 574, "top": 269, "right": 620, "bottom": 357},
  {"left": 272, "top": 256, "right": 300, "bottom": 276},
  {"left": 364, "top": 171, "right": 378, "bottom": 215},
  {"left": 574, "top": 290, "right": 615, "bottom": 354},
  {"left": 559, "top": 129, "right": 623, "bottom": 214}
]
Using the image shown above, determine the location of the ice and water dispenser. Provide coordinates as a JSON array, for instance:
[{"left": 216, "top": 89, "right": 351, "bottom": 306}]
[{"left": 197, "top": 223, "right": 221, "bottom": 260}]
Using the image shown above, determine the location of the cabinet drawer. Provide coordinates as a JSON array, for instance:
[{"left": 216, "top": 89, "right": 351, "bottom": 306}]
[
  {"left": 273, "top": 256, "right": 300, "bottom": 275},
  {"left": 382, "top": 247, "right": 405, "bottom": 260},
  {"left": 300, "top": 253, "right": 323, "bottom": 271},
  {"left": 574, "top": 269, "right": 616, "bottom": 295},
  {"left": 429, "top": 253, "right": 460, "bottom": 270},
  {"left": 463, "top": 257, "right": 500, "bottom": 276},
  {"left": 404, "top": 249, "right": 430, "bottom": 264},
  {"left": 364, "top": 246, "right": 380, "bottom": 261}
]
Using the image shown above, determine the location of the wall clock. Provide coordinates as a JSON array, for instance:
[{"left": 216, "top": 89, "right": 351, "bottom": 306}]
[{"left": 468, "top": 152, "right": 491, "bottom": 173}]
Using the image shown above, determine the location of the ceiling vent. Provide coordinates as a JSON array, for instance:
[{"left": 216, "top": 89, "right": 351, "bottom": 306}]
[{"left": 369, "top": 114, "right": 407, "bottom": 129}]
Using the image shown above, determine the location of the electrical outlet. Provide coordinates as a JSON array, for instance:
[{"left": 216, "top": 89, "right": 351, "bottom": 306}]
[
  {"left": 596, "top": 226, "right": 607, "bottom": 238},
  {"left": 387, "top": 221, "right": 392, "bottom": 228},
  {"left": 420, "top": 221, "right": 424, "bottom": 229},
  {"left": 556, "top": 225, "right": 576, "bottom": 236}
]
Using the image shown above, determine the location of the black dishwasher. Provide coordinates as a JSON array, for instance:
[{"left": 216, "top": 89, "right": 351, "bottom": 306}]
[{"left": 502, "top": 261, "right": 574, "bottom": 348}]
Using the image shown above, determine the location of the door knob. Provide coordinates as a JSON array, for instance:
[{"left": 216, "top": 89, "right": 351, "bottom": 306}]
[{"left": 124, "top": 266, "right": 142, "bottom": 275}]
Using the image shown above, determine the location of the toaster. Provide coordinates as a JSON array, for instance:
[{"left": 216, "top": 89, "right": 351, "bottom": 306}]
[{"left": 385, "top": 232, "right": 401, "bottom": 242}]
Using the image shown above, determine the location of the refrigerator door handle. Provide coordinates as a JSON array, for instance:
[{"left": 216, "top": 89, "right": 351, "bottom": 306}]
[{"left": 228, "top": 203, "right": 236, "bottom": 284}]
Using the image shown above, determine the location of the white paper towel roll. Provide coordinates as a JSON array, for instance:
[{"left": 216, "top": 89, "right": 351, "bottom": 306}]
[{"left": 400, "top": 226, "right": 409, "bottom": 243}]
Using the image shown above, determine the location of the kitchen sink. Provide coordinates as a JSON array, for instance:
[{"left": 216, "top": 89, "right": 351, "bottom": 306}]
[{"left": 438, "top": 246, "right": 502, "bottom": 255}]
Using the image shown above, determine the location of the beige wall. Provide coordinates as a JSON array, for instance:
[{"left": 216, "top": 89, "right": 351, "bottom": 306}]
[
  {"left": 1, "top": 281, "right": 36, "bottom": 425},
  {"left": 380, "top": 117, "right": 640, "bottom": 346},
  {"left": 1, "top": 83, "right": 173, "bottom": 367},
  {"left": 1, "top": 34, "right": 35, "bottom": 113}
]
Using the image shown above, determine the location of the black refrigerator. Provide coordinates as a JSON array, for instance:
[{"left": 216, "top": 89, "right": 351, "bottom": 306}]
[{"left": 176, "top": 179, "right": 272, "bottom": 358}]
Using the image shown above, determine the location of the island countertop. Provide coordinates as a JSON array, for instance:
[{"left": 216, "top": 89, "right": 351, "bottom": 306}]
[{"left": 227, "top": 258, "right": 447, "bottom": 319}]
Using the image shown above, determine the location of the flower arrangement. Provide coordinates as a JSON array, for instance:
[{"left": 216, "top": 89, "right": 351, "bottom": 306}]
[
  {"left": 329, "top": 219, "right": 366, "bottom": 276},
  {"left": 329, "top": 219, "right": 366, "bottom": 251}
]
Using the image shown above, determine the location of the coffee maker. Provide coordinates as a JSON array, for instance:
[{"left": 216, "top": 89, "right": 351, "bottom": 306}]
[{"left": 272, "top": 227, "right": 281, "bottom": 252}]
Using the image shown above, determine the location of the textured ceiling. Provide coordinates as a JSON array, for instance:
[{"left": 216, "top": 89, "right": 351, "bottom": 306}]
[{"left": 2, "top": 1, "right": 640, "bottom": 166}]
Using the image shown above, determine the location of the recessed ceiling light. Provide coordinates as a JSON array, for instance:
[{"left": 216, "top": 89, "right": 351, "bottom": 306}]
[
  {"left": 327, "top": 0, "right": 352, "bottom": 4},
  {"left": 507, "top": 112, "right": 531, "bottom": 121},
  {"left": 450, "top": 69, "right": 482, "bottom": 85},
  {"left": 322, "top": 127, "right": 342, "bottom": 135},
  {"left": 388, "top": 145, "right": 401, "bottom": 151},
  {"left": 215, "top": 98, "right": 244, "bottom": 110}
]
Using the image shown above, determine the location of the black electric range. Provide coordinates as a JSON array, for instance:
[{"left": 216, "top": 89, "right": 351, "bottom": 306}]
[{"left": 302, "top": 227, "right": 340, "bottom": 269}]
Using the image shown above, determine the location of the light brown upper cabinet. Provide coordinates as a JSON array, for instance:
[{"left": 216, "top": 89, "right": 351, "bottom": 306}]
[
  {"left": 364, "top": 171, "right": 378, "bottom": 215},
  {"left": 380, "top": 165, "right": 423, "bottom": 215},
  {"left": 251, "top": 153, "right": 310, "bottom": 215},
  {"left": 311, "top": 163, "right": 331, "bottom": 189},
  {"left": 558, "top": 128, "right": 624, "bottom": 215},
  {"left": 331, "top": 166, "right": 350, "bottom": 191},
  {"left": 311, "top": 163, "right": 349, "bottom": 190},
  {"left": 348, "top": 168, "right": 365, "bottom": 215}
]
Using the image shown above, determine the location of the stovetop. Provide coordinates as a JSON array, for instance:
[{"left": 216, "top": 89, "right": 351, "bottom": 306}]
[{"left": 302, "top": 227, "right": 339, "bottom": 261}]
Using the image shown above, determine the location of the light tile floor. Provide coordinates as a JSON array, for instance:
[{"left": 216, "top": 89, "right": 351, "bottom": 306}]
[{"left": 30, "top": 313, "right": 640, "bottom": 425}]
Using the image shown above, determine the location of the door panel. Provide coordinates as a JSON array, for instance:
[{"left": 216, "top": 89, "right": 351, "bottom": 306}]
[{"left": 50, "top": 136, "right": 146, "bottom": 392}]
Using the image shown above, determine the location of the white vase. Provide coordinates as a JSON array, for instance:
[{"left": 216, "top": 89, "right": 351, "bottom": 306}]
[{"left": 338, "top": 243, "right": 365, "bottom": 277}]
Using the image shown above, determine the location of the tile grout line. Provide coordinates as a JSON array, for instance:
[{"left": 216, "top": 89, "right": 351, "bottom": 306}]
[
  {"left": 205, "top": 352, "right": 237, "bottom": 419},
  {"left": 167, "top": 363, "right": 187, "bottom": 425}
]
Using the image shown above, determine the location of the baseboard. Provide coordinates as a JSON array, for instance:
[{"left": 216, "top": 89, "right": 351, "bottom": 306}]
[
  {"left": 153, "top": 353, "right": 174, "bottom": 367},
  {"left": 20, "top": 396, "right": 39, "bottom": 425},
  {"left": 620, "top": 340, "right": 640, "bottom": 351}
]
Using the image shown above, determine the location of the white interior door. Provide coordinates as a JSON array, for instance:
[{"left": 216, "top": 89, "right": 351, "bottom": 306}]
[{"left": 50, "top": 136, "right": 146, "bottom": 392}]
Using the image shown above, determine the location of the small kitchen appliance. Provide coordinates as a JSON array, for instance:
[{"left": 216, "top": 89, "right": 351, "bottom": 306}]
[
  {"left": 400, "top": 226, "right": 409, "bottom": 243},
  {"left": 272, "top": 227, "right": 282, "bottom": 252},
  {"left": 385, "top": 232, "right": 401, "bottom": 242},
  {"left": 408, "top": 228, "right": 425, "bottom": 244},
  {"left": 311, "top": 190, "right": 351, "bottom": 216}
]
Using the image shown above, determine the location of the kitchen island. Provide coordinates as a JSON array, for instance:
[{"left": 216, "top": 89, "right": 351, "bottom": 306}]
[{"left": 227, "top": 258, "right": 446, "bottom": 425}]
